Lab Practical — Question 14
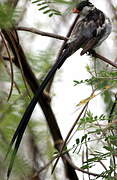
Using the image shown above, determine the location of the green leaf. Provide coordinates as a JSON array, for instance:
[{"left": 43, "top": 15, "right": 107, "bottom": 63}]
[
  {"left": 0, "top": 4, "right": 15, "bottom": 28},
  {"left": 81, "top": 164, "right": 94, "bottom": 169},
  {"left": 37, "top": 2, "right": 51, "bottom": 6},
  {"left": 43, "top": 9, "right": 52, "bottom": 14},
  {"left": 49, "top": 13, "right": 54, "bottom": 17},
  {"left": 32, "top": 0, "right": 42, "bottom": 3},
  {"left": 38, "top": 5, "right": 48, "bottom": 10},
  {"left": 32, "top": 0, "right": 62, "bottom": 17},
  {"left": 81, "top": 134, "right": 87, "bottom": 143},
  {"left": 103, "top": 146, "right": 114, "bottom": 152},
  {"left": 76, "top": 138, "right": 80, "bottom": 145}
]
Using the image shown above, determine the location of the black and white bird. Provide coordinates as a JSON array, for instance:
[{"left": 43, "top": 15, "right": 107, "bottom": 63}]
[
  {"left": 7, "top": 1, "right": 112, "bottom": 178},
  {"left": 57, "top": 0, "right": 112, "bottom": 68}
]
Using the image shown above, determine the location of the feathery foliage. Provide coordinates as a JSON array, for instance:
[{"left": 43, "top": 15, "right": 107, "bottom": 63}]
[
  {"left": 0, "top": 4, "right": 16, "bottom": 28},
  {"left": 32, "top": 0, "right": 73, "bottom": 17}
]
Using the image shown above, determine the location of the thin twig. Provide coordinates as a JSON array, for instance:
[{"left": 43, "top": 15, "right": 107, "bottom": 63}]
[
  {"left": 93, "top": 52, "right": 117, "bottom": 68},
  {"left": 33, "top": 151, "right": 102, "bottom": 178},
  {"left": 0, "top": 55, "right": 21, "bottom": 94},
  {"left": 90, "top": 152, "right": 108, "bottom": 171},
  {"left": 52, "top": 102, "right": 88, "bottom": 173},
  {"left": 64, "top": 155, "right": 105, "bottom": 177},
  {"left": 2, "top": 30, "right": 32, "bottom": 99},
  {"left": 16, "top": 26, "right": 68, "bottom": 41},
  {"left": 0, "top": 32, "right": 14, "bottom": 101},
  {"left": 34, "top": 152, "right": 104, "bottom": 178}
]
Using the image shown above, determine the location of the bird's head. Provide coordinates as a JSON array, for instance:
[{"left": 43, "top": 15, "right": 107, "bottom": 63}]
[{"left": 72, "top": 1, "right": 94, "bottom": 16}]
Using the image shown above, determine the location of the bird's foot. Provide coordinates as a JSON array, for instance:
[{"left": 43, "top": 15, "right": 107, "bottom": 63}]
[{"left": 87, "top": 49, "right": 96, "bottom": 57}]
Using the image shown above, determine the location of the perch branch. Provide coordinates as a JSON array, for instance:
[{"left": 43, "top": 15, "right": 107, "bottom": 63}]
[
  {"left": 16, "top": 26, "right": 68, "bottom": 41},
  {"left": 16, "top": 26, "right": 117, "bottom": 69},
  {"left": 34, "top": 153, "right": 103, "bottom": 178},
  {"left": 92, "top": 52, "right": 117, "bottom": 68}
]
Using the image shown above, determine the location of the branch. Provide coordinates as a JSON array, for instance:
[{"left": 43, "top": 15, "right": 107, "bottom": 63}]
[
  {"left": 92, "top": 52, "right": 117, "bottom": 68},
  {"left": 16, "top": 26, "right": 68, "bottom": 41},
  {"left": 0, "top": 32, "right": 14, "bottom": 101},
  {"left": 33, "top": 152, "right": 104, "bottom": 178},
  {"left": 52, "top": 102, "right": 88, "bottom": 173},
  {"left": 16, "top": 26, "right": 117, "bottom": 69},
  {"left": 64, "top": 155, "right": 105, "bottom": 178},
  {"left": 0, "top": 55, "right": 21, "bottom": 94}
]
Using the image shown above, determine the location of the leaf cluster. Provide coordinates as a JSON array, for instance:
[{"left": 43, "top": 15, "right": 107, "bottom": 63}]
[
  {"left": 0, "top": 4, "right": 16, "bottom": 29},
  {"left": 74, "top": 70, "right": 117, "bottom": 89},
  {"left": 32, "top": 0, "right": 62, "bottom": 17},
  {"left": 71, "top": 57, "right": 117, "bottom": 178},
  {"left": 72, "top": 108, "right": 117, "bottom": 179}
]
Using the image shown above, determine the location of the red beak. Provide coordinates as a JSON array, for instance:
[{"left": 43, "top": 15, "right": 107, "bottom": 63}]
[{"left": 72, "top": 8, "right": 80, "bottom": 13}]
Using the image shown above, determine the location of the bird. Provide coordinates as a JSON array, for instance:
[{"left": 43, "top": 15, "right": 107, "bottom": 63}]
[{"left": 6, "top": 0, "right": 112, "bottom": 178}]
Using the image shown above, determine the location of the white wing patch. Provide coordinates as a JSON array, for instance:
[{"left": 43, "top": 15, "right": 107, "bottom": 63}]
[{"left": 96, "top": 16, "right": 112, "bottom": 47}]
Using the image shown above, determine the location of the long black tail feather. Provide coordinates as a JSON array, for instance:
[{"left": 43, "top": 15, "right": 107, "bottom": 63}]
[{"left": 7, "top": 48, "right": 70, "bottom": 179}]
